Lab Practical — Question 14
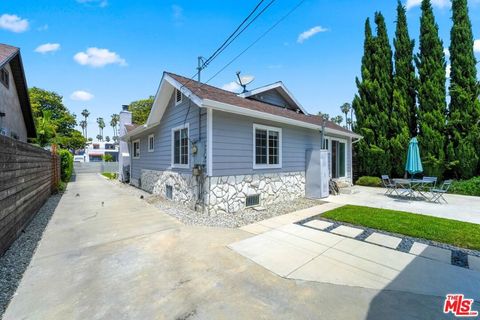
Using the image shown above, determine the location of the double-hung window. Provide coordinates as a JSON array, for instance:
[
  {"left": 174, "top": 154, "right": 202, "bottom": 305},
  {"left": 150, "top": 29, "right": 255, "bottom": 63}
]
[
  {"left": 148, "top": 134, "right": 155, "bottom": 152},
  {"left": 253, "top": 124, "right": 282, "bottom": 169},
  {"left": 132, "top": 139, "right": 140, "bottom": 159},
  {"left": 172, "top": 124, "right": 189, "bottom": 168},
  {"left": 0, "top": 68, "right": 9, "bottom": 89}
]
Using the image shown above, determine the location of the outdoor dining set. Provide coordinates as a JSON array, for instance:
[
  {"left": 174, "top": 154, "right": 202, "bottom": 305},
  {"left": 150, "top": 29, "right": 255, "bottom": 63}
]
[{"left": 380, "top": 137, "right": 452, "bottom": 204}]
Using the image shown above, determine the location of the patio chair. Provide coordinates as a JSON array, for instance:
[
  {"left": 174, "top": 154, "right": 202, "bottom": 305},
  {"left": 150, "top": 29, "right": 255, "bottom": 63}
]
[
  {"left": 429, "top": 180, "right": 452, "bottom": 203},
  {"left": 381, "top": 175, "right": 397, "bottom": 196}
]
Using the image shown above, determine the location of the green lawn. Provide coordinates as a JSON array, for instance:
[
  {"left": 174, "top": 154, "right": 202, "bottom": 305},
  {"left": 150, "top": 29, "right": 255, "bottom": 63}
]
[
  {"left": 322, "top": 205, "right": 480, "bottom": 250},
  {"left": 101, "top": 172, "right": 117, "bottom": 180}
]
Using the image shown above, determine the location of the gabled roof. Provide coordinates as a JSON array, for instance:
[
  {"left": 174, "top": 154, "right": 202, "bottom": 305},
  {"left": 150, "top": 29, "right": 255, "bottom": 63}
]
[
  {"left": 238, "top": 81, "right": 308, "bottom": 114},
  {"left": 0, "top": 43, "right": 36, "bottom": 138},
  {"left": 123, "top": 71, "right": 361, "bottom": 139}
]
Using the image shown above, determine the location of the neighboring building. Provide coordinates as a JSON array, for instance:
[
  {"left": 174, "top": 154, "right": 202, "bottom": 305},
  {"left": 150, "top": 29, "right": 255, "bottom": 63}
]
[
  {"left": 120, "top": 72, "right": 361, "bottom": 214},
  {"left": 0, "top": 43, "right": 36, "bottom": 142},
  {"left": 118, "top": 105, "right": 136, "bottom": 182},
  {"left": 83, "top": 141, "right": 119, "bottom": 162}
]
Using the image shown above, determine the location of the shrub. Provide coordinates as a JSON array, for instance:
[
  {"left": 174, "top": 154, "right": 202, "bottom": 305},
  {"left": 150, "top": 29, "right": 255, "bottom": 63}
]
[
  {"left": 102, "top": 172, "right": 117, "bottom": 180},
  {"left": 356, "top": 176, "right": 382, "bottom": 187},
  {"left": 449, "top": 177, "right": 480, "bottom": 197},
  {"left": 58, "top": 149, "right": 73, "bottom": 182},
  {"left": 102, "top": 154, "right": 114, "bottom": 162}
]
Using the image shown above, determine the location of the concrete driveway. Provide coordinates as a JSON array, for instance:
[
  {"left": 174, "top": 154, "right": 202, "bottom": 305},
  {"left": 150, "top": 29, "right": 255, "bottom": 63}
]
[{"left": 4, "top": 174, "right": 455, "bottom": 319}]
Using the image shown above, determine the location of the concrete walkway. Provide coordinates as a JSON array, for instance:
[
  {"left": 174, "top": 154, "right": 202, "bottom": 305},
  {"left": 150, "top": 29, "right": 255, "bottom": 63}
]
[
  {"left": 326, "top": 186, "right": 480, "bottom": 224},
  {"left": 3, "top": 174, "right": 464, "bottom": 319}
]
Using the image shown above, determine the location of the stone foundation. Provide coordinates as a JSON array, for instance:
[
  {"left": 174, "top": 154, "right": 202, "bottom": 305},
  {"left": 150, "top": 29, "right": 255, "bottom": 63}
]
[
  {"left": 206, "top": 172, "right": 305, "bottom": 214},
  {"left": 140, "top": 169, "right": 199, "bottom": 206}
]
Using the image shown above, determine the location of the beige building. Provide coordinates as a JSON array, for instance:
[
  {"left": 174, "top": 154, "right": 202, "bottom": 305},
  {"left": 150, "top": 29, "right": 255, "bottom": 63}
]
[{"left": 0, "top": 43, "right": 36, "bottom": 142}]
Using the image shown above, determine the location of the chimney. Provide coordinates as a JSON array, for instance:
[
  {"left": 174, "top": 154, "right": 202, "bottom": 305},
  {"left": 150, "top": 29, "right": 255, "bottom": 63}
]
[{"left": 119, "top": 104, "right": 132, "bottom": 137}]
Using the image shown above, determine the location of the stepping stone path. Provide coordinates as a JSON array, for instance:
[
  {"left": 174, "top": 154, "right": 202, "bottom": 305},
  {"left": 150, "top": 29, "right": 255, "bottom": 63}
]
[
  {"left": 409, "top": 242, "right": 451, "bottom": 264},
  {"left": 365, "top": 232, "right": 402, "bottom": 249},
  {"left": 304, "top": 220, "right": 333, "bottom": 230},
  {"left": 469, "top": 255, "right": 480, "bottom": 272},
  {"left": 330, "top": 225, "right": 364, "bottom": 238}
]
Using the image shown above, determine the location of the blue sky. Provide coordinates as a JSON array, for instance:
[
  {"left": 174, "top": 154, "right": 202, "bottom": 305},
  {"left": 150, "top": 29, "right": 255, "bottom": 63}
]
[{"left": 1, "top": 0, "right": 480, "bottom": 138}]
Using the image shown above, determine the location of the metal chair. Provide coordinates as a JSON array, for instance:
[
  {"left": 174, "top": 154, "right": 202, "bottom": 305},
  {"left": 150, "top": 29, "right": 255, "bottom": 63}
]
[
  {"left": 429, "top": 180, "right": 452, "bottom": 203},
  {"left": 381, "top": 175, "right": 397, "bottom": 196}
]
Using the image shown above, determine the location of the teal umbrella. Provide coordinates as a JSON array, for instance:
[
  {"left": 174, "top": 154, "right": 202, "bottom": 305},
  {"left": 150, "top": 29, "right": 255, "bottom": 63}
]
[{"left": 405, "top": 137, "right": 423, "bottom": 175}]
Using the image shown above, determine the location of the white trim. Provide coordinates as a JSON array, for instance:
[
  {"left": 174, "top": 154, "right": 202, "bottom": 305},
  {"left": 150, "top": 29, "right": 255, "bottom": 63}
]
[
  {"left": 239, "top": 82, "right": 308, "bottom": 115},
  {"left": 252, "top": 123, "right": 282, "bottom": 169},
  {"left": 206, "top": 108, "right": 213, "bottom": 176},
  {"left": 203, "top": 99, "right": 362, "bottom": 139},
  {"left": 132, "top": 139, "right": 140, "bottom": 159},
  {"left": 327, "top": 136, "right": 347, "bottom": 179},
  {"left": 174, "top": 88, "right": 183, "bottom": 106},
  {"left": 171, "top": 123, "right": 190, "bottom": 169},
  {"left": 147, "top": 134, "right": 155, "bottom": 152}
]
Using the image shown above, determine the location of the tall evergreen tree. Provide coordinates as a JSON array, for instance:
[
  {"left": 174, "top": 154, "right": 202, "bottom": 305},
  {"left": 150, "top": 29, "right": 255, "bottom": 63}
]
[
  {"left": 390, "top": 1, "right": 417, "bottom": 176},
  {"left": 446, "top": 0, "right": 480, "bottom": 178},
  {"left": 352, "top": 14, "right": 393, "bottom": 176},
  {"left": 415, "top": 0, "right": 447, "bottom": 178}
]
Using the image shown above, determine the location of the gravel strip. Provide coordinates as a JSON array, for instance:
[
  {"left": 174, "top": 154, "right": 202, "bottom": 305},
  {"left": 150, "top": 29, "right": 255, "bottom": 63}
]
[
  {"left": 355, "top": 229, "right": 374, "bottom": 241},
  {"left": 397, "top": 238, "right": 415, "bottom": 253},
  {"left": 0, "top": 194, "right": 62, "bottom": 317}
]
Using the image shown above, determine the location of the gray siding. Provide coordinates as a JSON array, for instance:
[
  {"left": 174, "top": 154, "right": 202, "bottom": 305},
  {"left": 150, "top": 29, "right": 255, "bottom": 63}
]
[
  {"left": 212, "top": 111, "right": 321, "bottom": 176},
  {"left": 0, "top": 63, "right": 27, "bottom": 141},
  {"left": 249, "top": 89, "right": 290, "bottom": 108},
  {"left": 130, "top": 94, "right": 206, "bottom": 180}
]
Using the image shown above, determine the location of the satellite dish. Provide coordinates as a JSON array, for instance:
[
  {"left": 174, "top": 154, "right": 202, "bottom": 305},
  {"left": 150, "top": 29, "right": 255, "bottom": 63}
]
[{"left": 236, "top": 71, "right": 255, "bottom": 93}]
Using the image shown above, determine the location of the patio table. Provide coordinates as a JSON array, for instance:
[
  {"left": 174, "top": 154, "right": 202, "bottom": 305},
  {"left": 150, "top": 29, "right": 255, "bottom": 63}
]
[{"left": 392, "top": 179, "right": 435, "bottom": 200}]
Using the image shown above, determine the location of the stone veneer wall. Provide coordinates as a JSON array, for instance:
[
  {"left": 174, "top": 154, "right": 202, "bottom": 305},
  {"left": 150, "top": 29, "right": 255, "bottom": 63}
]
[
  {"left": 140, "top": 169, "right": 198, "bottom": 206},
  {"left": 206, "top": 172, "right": 305, "bottom": 214}
]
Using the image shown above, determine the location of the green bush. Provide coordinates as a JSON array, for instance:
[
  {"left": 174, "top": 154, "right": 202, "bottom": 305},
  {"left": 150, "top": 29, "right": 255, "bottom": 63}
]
[
  {"left": 449, "top": 177, "right": 480, "bottom": 197},
  {"left": 102, "top": 172, "right": 117, "bottom": 180},
  {"left": 102, "top": 154, "right": 114, "bottom": 162},
  {"left": 58, "top": 149, "right": 73, "bottom": 182},
  {"left": 356, "top": 176, "right": 382, "bottom": 187}
]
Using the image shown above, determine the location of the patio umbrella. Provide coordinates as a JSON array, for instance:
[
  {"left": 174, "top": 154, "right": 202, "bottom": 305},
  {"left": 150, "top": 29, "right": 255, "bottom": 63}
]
[{"left": 405, "top": 137, "right": 423, "bottom": 176}]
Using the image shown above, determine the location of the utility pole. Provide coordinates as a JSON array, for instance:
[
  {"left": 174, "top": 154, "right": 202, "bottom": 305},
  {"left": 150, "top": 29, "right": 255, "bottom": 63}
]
[{"left": 197, "top": 56, "right": 205, "bottom": 82}]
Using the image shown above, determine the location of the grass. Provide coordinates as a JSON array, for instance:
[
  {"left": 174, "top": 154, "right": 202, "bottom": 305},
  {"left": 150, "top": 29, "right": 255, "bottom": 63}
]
[
  {"left": 101, "top": 172, "right": 117, "bottom": 180},
  {"left": 322, "top": 205, "right": 480, "bottom": 250}
]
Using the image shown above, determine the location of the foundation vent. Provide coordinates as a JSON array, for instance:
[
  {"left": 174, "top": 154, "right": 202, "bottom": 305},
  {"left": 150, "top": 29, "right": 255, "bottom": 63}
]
[
  {"left": 166, "top": 185, "right": 173, "bottom": 200},
  {"left": 245, "top": 194, "right": 260, "bottom": 208}
]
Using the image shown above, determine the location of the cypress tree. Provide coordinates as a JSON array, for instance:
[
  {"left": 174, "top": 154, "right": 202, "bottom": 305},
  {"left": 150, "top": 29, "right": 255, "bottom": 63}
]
[
  {"left": 415, "top": 0, "right": 447, "bottom": 178},
  {"left": 446, "top": 0, "right": 480, "bottom": 178},
  {"left": 390, "top": 1, "right": 417, "bottom": 177}
]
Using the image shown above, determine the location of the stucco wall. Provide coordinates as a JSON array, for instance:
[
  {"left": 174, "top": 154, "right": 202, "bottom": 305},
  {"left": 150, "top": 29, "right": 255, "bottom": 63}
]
[{"left": 0, "top": 63, "right": 27, "bottom": 142}]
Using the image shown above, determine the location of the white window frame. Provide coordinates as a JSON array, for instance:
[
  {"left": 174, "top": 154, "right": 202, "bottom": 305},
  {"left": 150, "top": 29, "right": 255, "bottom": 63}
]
[
  {"left": 148, "top": 134, "right": 155, "bottom": 152},
  {"left": 326, "top": 136, "right": 347, "bottom": 179},
  {"left": 171, "top": 123, "right": 190, "bottom": 169},
  {"left": 253, "top": 124, "right": 282, "bottom": 169},
  {"left": 132, "top": 139, "right": 140, "bottom": 159},
  {"left": 175, "top": 88, "right": 183, "bottom": 106}
]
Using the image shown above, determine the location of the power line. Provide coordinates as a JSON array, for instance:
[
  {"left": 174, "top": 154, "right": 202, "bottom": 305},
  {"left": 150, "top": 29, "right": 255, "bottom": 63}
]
[{"left": 204, "top": 0, "right": 307, "bottom": 85}]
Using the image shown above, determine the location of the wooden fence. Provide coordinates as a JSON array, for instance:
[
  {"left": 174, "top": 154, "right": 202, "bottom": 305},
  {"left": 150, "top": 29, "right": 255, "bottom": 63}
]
[{"left": 0, "top": 135, "right": 60, "bottom": 256}]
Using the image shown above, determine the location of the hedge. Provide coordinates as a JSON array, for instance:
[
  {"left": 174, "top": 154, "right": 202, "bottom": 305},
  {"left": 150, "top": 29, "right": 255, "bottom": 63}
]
[
  {"left": 58, "top": 149, "right": 73, "bottom": 182},
  {"left": 355, "top": 176, "right": 382, "bottom": 187},
  {"left": 449, "top": 177, "right": 480, "bottom": 197}
]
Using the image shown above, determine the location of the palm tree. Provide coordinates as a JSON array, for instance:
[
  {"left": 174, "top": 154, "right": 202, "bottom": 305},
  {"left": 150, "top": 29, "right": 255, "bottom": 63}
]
[
  {"left": 96, "top": 117, "right": 105, "bottom": 141},
  {"left": 79, "top": 120, "right": 87, "bottom": 137},
  {"left": 81, "top": 109, "right": 90, "bottom": 138},
  {"left": 340, "top": 103, "right": 351, "bottom": 129},
  {"left": 96, "top": 134, "right": 102, "bottom": 141},
  {"left": 110, "top": 114, "right": 119, "bottom": 137},
  {"left": 330, "top": 115, "right": 343, "bottom": 125},
  {"left": 105, "top": 136, "right": 110, "bottom": 142}
]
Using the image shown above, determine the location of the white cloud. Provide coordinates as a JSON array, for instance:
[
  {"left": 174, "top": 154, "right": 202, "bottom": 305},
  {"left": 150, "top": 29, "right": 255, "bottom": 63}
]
[
  {"left": 443, "top": 48, "right": 450, "bottom": 57},
  {"left": 406, "top": 0, "right": 450, "bottom": 10},
  {"left": 474, "top": 39, "right": 480, "bottom": 53},
  {"left": 222, "top": 82, "right": 242, "bottom": 93},
  {"left": 70, "top": 90, "right": 94, "bottom": 101},
  {"left": 297, "top": 26, "right": 328, "bottom": 44},
  {"left": 74, "top": 47, "right": 127, "bottom": 67},
  {"left": 37, "top": 24, "right": 48, "bottom": 31},
  {"left": 0, "top": 14, "right": 29, "bottom": 33},
  {"left": 77, "top": 0, "right": 108, "bottom": 7},
  {"left": 35, "top": 43, "right": 60, "bottom": 54},
  {"left": 446, "top": 64, "right": 451, "bottom": 78}
]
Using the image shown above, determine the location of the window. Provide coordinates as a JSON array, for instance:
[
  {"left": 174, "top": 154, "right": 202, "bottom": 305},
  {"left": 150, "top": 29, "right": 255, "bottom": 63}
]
[
  {"left": 175, "top": 88, "right": 182, "bottom": 105},
  {"left": 172, "top": 125, "right": 189, "bottom": 167},
  {"left": 0, "top": 68, "right": 9, "bottom": 89},
  {"left": 253, "top": 124, "right": 282, "bottom": 169},
  {"left": 166, "top": 185, "right": 173, "bottom": 200},
  {"left": 245, "top": 194, "right": 260, "bottom": 207},
  {"left": 148, "top": 134, "right": 155, "bottom": 152},
  {"left": 331, "top": 139, "right": 346, "bottom": 178},
  {"left": 133, "top": 139, "right": 140, "bottom": 159},
  {"left": 93, "top": 144, "right": 100, "bottom": 149}
]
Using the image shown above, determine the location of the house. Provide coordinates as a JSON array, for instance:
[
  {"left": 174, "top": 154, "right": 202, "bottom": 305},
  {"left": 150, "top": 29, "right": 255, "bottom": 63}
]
[
  {"left": 120, "top": 72, "right": 361, "bottom": 213},
  {"left": 82, "top": 141, "right": 119, "bottom": 162},
  {"left": 0, "top": 43, "right": 36, "bottom": 142}
]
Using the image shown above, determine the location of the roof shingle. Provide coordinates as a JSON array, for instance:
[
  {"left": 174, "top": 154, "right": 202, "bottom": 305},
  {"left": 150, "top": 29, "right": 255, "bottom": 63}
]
[{"left": 0, "top": 43, "right": 19, "bottom": 68}]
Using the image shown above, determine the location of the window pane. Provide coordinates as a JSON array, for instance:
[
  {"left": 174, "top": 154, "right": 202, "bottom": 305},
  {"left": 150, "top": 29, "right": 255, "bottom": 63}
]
[
  {"left": 255, "top": 129, "right": 267, "bottom": 164},
  {"left": 174, "top": 131, "right": 180, "bottom": 164},
  {"left": 339, "top": 142, "right": 346, "bottom": 177},
  {"left": 268, "top": 131, "right": 279, "bottom": 164},
  {"left": 332, "top": 141, "right": 338, "bottom": 178},
  {"left": 180, "top": 128, "right": 188, "bottom": 165}
]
